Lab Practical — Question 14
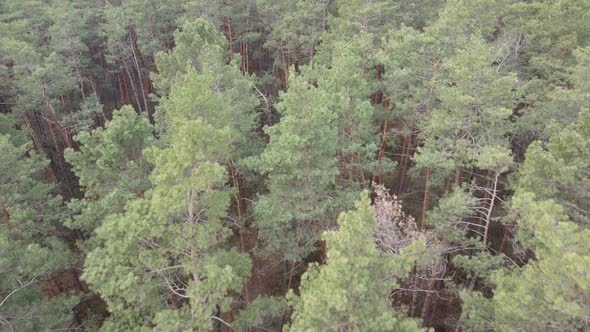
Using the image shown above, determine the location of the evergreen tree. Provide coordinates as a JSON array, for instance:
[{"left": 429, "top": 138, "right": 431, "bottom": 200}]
[
  {"left": 251, "top": 70, "right": 339, "bottom": 261},
  {"left": 83, "top": 19, "right": 256, "bottom": 330},
  {"left": 287, "top": 192, "right": 425, "bottom": 331},
  {"left": 65, "top": 105, "right": 155, "bottom": 250},
  {"left": 461, "top": 110, "right": 590, "bottom": 331},
  {"left": 0, "top": 133, "right": 75, "bottom": 331}
]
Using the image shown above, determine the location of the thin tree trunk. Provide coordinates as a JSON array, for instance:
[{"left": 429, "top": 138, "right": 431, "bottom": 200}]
[
  {"left": 123, "top": 61, "right": 143, "bottom": 114},
  {"left": 372, "top": 119, "right": 389, "bottom": 185},
  {"left": 482, "top": 172, "right": 500, "bottom": 245},
  {"left": 41, "top": 85, "right": 68, "bottom": 149},
  {"left": 24, "top": 114, "right": 42, "bottom": 153},
  {"left": 24, "top": 113, "right": 57, "bottom": 182},
  {"left": 409, "top": 264, "right": 419, "bottom": 317},
  {"left": 129, "top": 29, "right": 151, "bottom": 121},
  {"left": 454, "top": 272, "right": 479, "bottom": 332},
  {"left": 444, "top": 176, "right": 452, "bottom": 194},
  {"left": 226, "top": 17, "right": 233, "bottom": 52},
  {"left": 397, "top": 133, "right": 410, "bottom": 192},
  {"left": 3, "top": 70, "right": 14, "bottom": 113},
  {"left": 498, "top": 225, "right": 512, "bottom": 254},
  {"left": 358, "top": 164, "right": 366, "bottom": 190},
  {"left": 117, "top": 72, "right": 125, "bottom": 104},
  {"left": 421, "top": 167, "right": 432, "bottom": 230},
  {"left": 281, "top": 48, "right": 289, "bottom": 90},
  {"left": 227, "top": 160, "right": 250, "bottom": 304},
  {"left": 348, "top": 154, "right": 355, "bottom": 187},
  {"left": 421, "top": 256, "right": 443, "bottom": 325},
  {"left": 76, "top": 66, "right": 86, "bottom": 101},
  {"left": 454, "top": 166, "right": 462, "bottom": 186},
  {"left": 398, "top": 126, "right": 415, "bottom": 193}
]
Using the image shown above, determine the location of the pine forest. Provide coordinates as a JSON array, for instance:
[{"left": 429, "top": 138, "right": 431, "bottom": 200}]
[{"left": 0, "top": 0, "right": 589, "bottom": 331}]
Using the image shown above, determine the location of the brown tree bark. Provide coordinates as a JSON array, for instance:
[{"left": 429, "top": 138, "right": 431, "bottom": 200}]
[
  {"left": 454, "top": 166, "right": 462, "bottom": 186},
  {"left": 421, "top": 167, "right": 432, "bottom": 230},
  {"left": 281, "top": 48, "right": 289, "bottom": 91},
  {"left": 372, "top": 118, "right": 389, "bottom": 185},
  {"left": 397, "top": 129, "right": 413, "bottom": 193},
  {"left": 421, "top": 266, "right": 437, "bottom": 324},
  {"left": 129, "top": 28, "right": 151, "bottom": 121},
  {"left": 2, "top": 207, "right": 10, "bottom": 222},
  {"left": 498, "top": 225, "right": 512, "bottom": 254},
  {"left": 227, "top": 160, "right": 251, "bottom": 304}
]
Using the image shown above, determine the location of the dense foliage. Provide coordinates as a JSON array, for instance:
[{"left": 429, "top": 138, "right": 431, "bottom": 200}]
[{"left": 1, "top": 0, "right": 588, "bottom": 331}]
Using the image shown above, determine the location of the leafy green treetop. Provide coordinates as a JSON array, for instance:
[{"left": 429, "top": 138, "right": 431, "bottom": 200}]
[
  {"left": 0, "top": 134, "right": 74, "bottom": 331},
  {"left": 461, "top": 110, "right": 590, "bottom": 331},
  {"left": 65, "top": 106, "right": 155, "bottom": 250},
  {"left": 287, "top": 192, "right": 425, "bottom": 332}
]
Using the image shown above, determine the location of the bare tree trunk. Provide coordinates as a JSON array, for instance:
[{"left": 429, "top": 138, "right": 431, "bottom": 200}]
[
  {"left": 498, "top": 225, "right": 512, "bottom": 253},
  {"left": 41, "top": 84, "right": 70, "bottom": 149},
  {"left": 398, "top": 131, "right": 412, "bottom": 193},
  {"left": 227, "top": 160, "right": 251, "bottom": 304},
  {"left": 482, "top": 172, "right": 500, "bottom": 245},
  {"left": 129, "top": 29, "right": 151, "bottom": 121},
  {"left": 454, "top": 166, "right": 462, "bottom": 186},
  {"left": 421, "top": 256, "right": 445, "bottom": 326},
  {"left": 421, "top": 167, "right": 432, "bottom": 230},
  {"left": 281, "top": 48, "right": 289, "bottom": 91},
  {"left": 409, "top": 264, "right": 419, "bottom": 317},
  {"left": 76, "top": 66, "right": 86, "bottom": 101},
  {"left": 226, "top": 17, "right": 233, "bottom": 52},
  {"left": 24, "top": 113, "right": 57, "bottom": 182},
  {"left": 372, "top": 119, "right": 389, "bottom": 185},
  {"left": 123, "top": 61, "right": 143, "bottom": 114}
]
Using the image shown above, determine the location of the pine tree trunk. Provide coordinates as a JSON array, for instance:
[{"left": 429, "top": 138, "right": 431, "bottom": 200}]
[
  {"left": 281, "top": 48, "right": 289, "bottom": 90},
  {"left": 498, "top": 225, "right": 512, "bottom": 254},
  {"left": 227, "top": 160, "right": 250, "bottom": 304},
  {"left": 454, "top": 166, "right": 462, "bottom": 186},
  {"left": 421, "top": 167, "right": 432, "bottom": 230},
  {"left": 2, "top": 207, "right": 10, "bottom": 222},
  {"left": 123, "top": 61, "right": 143, "bottom": 114},
  {"left": 129, "top": 29, "right": 151, "bottom": 121},
  {"left": 372, "top": 119, "right": 389, "bottom": 185},
  {"left": 397, "top": 133, "right": 409, "bottom": 192}
]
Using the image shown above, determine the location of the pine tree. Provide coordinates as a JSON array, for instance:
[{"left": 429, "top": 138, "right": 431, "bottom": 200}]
[
  {"left": 65, "top": 106, "right": 155, "bottom": 250},
  {"left": 83, "top": 19, "right": 256, "bottom": 330},
  {"left": 460, "top": 110, "right": 590, "bottom": 331},
  {"left": 251, "top": 70, "right": 339, "bottom": 261},
  {"left": 0, "top": 133, "right": 75, "bottom": 331},
  {"left": 286, "top": 192, "right": 425, "bottom": 331}
]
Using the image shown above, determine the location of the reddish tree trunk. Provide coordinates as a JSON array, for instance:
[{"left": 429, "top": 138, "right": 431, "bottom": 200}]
[
  {"left": 498, "top": 225, "right": 512, "bottom": 253},
  {"left": 421, "top": 167, "right": 432, "bottom": 230},
  {"left": 227, "top": 160, "right": 250, "bottom": 304},
  {"left": 2, "top": 207, "right": 10, "bottom": 222}
]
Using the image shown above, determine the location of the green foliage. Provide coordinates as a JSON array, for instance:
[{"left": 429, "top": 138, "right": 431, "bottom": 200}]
[
  {"left": 250, "top": 34, "right": 382, "bottom": 261},
  {"left": 234, "top": 296, "right": 289, "bottom": 331},
  {"left": 287, "top": 192, "right": 425, "bottom": 331},
  {"left": 83, "top": 19, "right": 255, "bottom": 330},
  {"left": 427, "top": 188, "right": 478, "bottom": 244},
  {"left": 251, "top": 71, "right": 339, "bottom": 261},
  {"left": 153, "top": 19, "right": 260, "bottom": 156},
  {"left": 416, "top": 34, "right": 516, "bottom": 174},
  {"left": 257, "top": 0, "right": 326, "bottom": 66},
  {"left": 2, "top": 1, "right": 590, "bottom": 330},
  {"left": 462, "top": 195, "right": 590, "bottom": 331},
  {"left": 461, "top": 111, "right": 590, "bottom": 331},
  {"left": 0, "top": 134, "right": 73, "bottom": 331},
  {"left": 516, "top": 109, "right": 590, "bottom": 227},
  {"left": 65, "top": 106, "right": 155, "bottom": 251}
]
